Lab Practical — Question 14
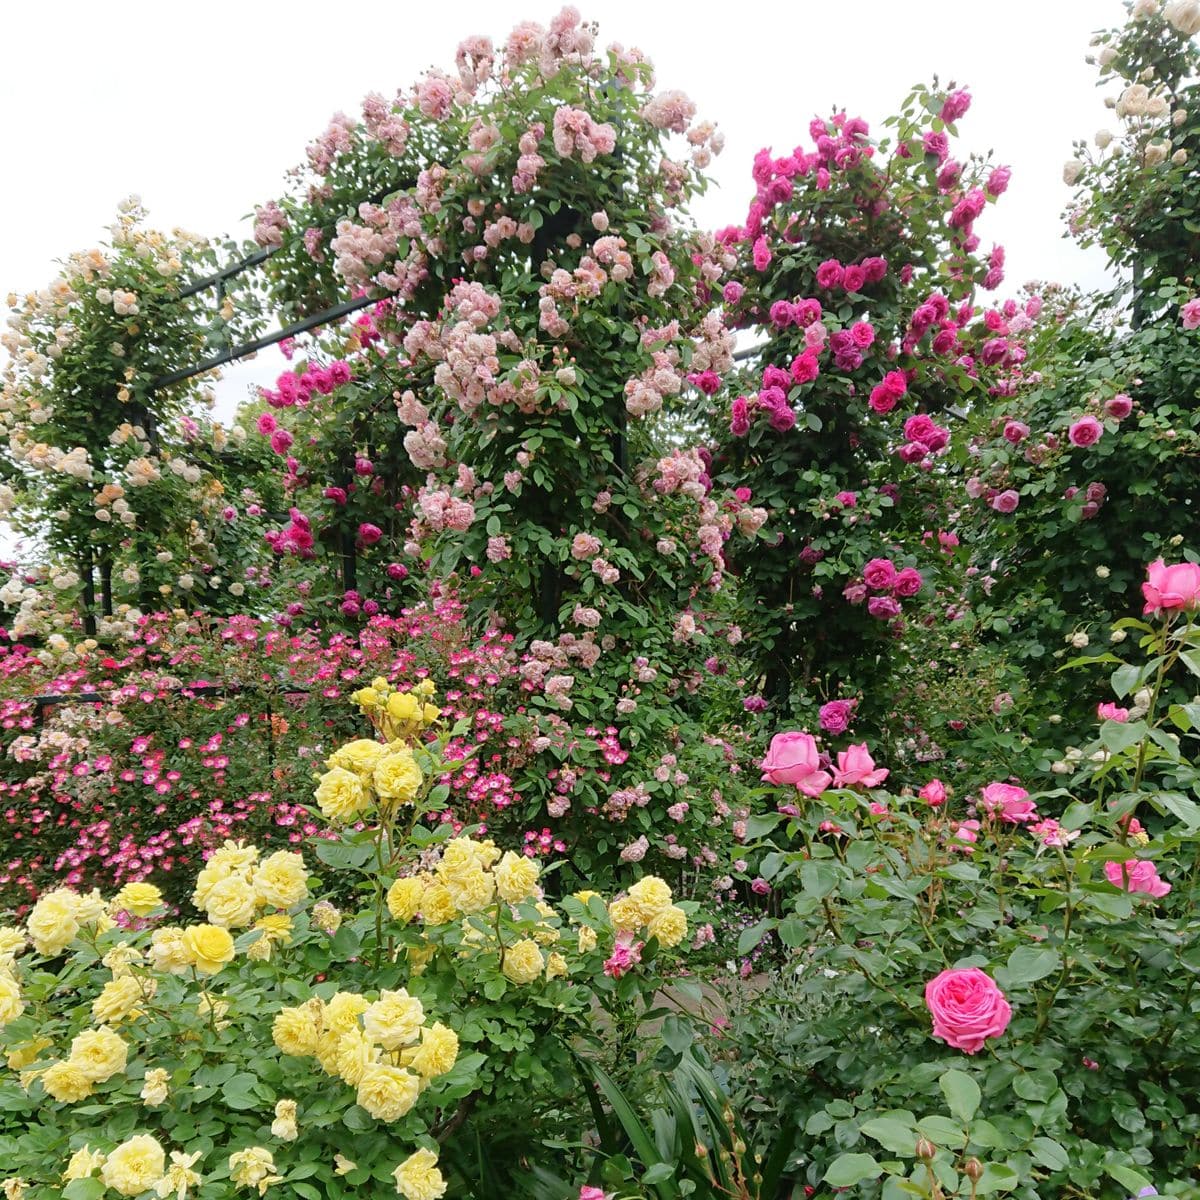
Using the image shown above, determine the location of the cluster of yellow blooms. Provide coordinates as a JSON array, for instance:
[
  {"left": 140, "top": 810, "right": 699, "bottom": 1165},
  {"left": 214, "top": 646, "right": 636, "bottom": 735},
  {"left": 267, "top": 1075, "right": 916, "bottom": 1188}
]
[
  {"left": 190, "top": 840, "right": 309, "bottom": 950},
  {"left": 608, "top": 876, "right": 689, "bottom": 947},
  {"left": 350, "top": 677, "right": 441, "bottom": 740},
  {"left": 272, "top": 988, "right": 459, "bottom": 1122}
]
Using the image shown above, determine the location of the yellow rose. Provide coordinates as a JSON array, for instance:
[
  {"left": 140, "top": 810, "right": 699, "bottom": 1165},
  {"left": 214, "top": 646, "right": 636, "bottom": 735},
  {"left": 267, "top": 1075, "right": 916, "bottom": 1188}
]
[
  {"left": 420, "top": 884, "right": 457, "bottom": 926},
  {"left": 356, "top": 1063, "right": 420, "bottom": 1122},
  {"left": 63, "top": 1147, "right": 106, "bottom": 1182},
  {"left": 334, "top": 1026, "right": 377, "bottom": 1087},
  {"left": 444, "top": 866, "right": 495, "bottom": 915},
  {"left": 0, "top": 970, "right": 23, "bottom": 1026},
  {"left": 387, "top": 876, "right": 426, "bottom": 923},
  {"left": 494, "top": 850, "right": 540, "bottom": 904},
  {"left": 101, "top": 944, "right": 144, "bottom": 978},
  {"left": 625, "top": 876, "right": 673, "bottom": 922},
  {"left": 416, "top": 678, "right": 436, "bottom": 697},
  {"left": 203, "top": 875, "right": 257, "bottom": 929},
  {"left": 314, "top": 766, "right": 369, "bottom": 825},
  {"left": 501, "top": 938, "right": 544, "bottom": 985},
  {"left": 210, "top": 840, "right": 260, "bottom": 872},
  {"left": 607, "top": 896, "right": 643, "bottom": 934},
  {"left": 110, "top": 882, "right": 163, "bottom": 916},
  {"left": 363, "top": 989, "right": 425, "bottom": 1051},
  {"left": 254, "top": 914, "right": 293, "bottom": 944},
  {"left": 646, "top": 905, "right": 688, "bottom": 949},
  {"left": 252, "top": 851, "right": 309, "bottom": 909},
  {"left": 311, "top": 901, "right": 341, "bottom": 933},
  {"left": 6, "top": 1037, "right": 50, "bottom": 1071},
  {"left": 546, "top": 951, "right": 569, "bottom": 979},
  {"left": 92, "top": 975, "right": 154, "bottom": 1024},
  {"left": 228, "top": 1148, "right": 281, "bottom": 1195},
  {"left": 373, "top": 750, "right": 424, "bottom": 805},
  {"left": 26, "top": 890, "right": 80, "bottom": 956},
  {"left": 386, "top": 691, "right": 420, "bottom": 723},
  {"left": 532, "top": 902, "right": 560, "bottom": 945},
  {"left": 572, "top": 889, "right": 601, "bottom": 907},
  {"left": 325, "top": 991, "right": 369, "bottom": 1031},
  {"left": 392, "top": 1148, "right": 446, "bottom": 1200},
  {"left": 437, "top": 837, "right": 481, "bottom": 881},
  {"left": 140, "top": 1067, "right": 170, "bottom": 1106},
  {"left": 69, "top": 1026, "right": 128, "bottom": 1082},
  {"left": 42, "top": 1060, "right": 93, "bottom": 1103},
  {"left": 326, "top": 738, "right": 386, "bottom": 781},
  {"left": 333, "top": 1155, "right": 356, "bottom": 1177},
  {"left": 182, "top": 924, "right": 235, "bottom": 975},
  {"left": 421, "top": 703, "right": 441, "bottom": 725},
  {"left": 75, "top": 889, "right": 112, "bottom": 931},
  {"left": 157, "top": 1150, "right": 203, "bottom": 1200},
  {"left": 577, "top": 926, "right": 598, "bottom": 954},
  {"left": 102, "top": 1135, "right": 165, "bottom": 1198},
  {"left": 272, "top": 1005, "right": 320, "bottom": 1057},
  {"left": 350, "top": 686, "right": 381, "bottom": 711},
  {"left": 149, "top": 927, "right": 191, "bottom": 974},
  {"left": 2, "top": 1178, "right": 25, "bottom": 1200},
  {"left": 0, "top": 927, "right": 27, "bottom": 960},
  {"left": 191, "top": 860, "right": 234, "bottom": 909},
  {"left": 407, "top": 1022, "right": 459, "bottom": 1080}
]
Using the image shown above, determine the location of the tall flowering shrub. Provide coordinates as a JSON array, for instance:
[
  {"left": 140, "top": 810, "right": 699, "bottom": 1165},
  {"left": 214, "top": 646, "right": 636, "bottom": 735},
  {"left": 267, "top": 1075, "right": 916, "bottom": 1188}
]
[{"left": 704, "top": 84, "right": 1013, "bottom": 726}]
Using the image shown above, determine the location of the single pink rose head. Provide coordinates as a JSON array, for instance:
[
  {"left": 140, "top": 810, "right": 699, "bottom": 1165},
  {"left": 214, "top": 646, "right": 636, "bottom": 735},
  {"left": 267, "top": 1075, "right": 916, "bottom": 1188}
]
[
  {"left": 978, "top": 781, "right": 1037, "bottom": 824},
  {"left": 920, "top": 778, "right": 947, "bottom": 807},
  {"left": 1068, "top": 415, "right": 1103, "bottom": 448},
  {"left": 1097, "top": 701, "right": 1129, "bottom": 723},
  {"left": 760, "top": 731, "right": 831, "bottom": 796},
  {"left": 1104, "top": 858, "right": 1171, "bottom": 899},
  {"left": 1104, "top": 393, "right": 1133, "bottom": 419},
  {"left": 818, "top": 698, "right": 856, "bottom": 735},
  {"left": 863, "top": 557, "right": 898, "bottom": 591},
  {"left": 579, "top": 1188, "right": 609, "bottom": 1200},
  {"left": 924, "top": 966, "right": 1012, "bottom": 1054},
  {"left": 1141, "top": 558, "right": 1200, "bottom": 616},
  {"left": 832, "top": 742, "right": 889, "bottom": 789}
]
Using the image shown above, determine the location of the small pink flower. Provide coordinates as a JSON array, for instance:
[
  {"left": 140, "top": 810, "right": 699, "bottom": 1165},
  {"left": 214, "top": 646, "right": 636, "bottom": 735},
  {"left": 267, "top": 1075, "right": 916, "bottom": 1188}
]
[
  {"left": 819, "top": 699, "right": 856, "bottom": 735},
  {"left": 1068, "top": 415, "right": 1103, "bottom": 448},
  {"left": 603, "top": 932, "right": 644, "bottom": 978},
  {"left": 950, "top": 819, "right": 981, "bottom": 852},
  {"left": 832, "top": 743, "right": 889, "bottom": 789},
  {"left": 920, "top": 779, "right": 947, "bottom": 807},
  {"left": 1098, "top": 701, "right": 1129, "bottom": 723},
  {"left": 1105, "top": 394, "right": 1133, "bottom": 419},
  {"left": 978, "top": 782, "right": 1037, "bottom": 824},
  {"left": 991, "top": 489, "right": 1020, "bottom": 514},
  {"left": 1181, "top": 297, "right": 1200, "bottom": 330},
  {"left": 1104, "top": 859, "right": 1171, "bottom": 899}
]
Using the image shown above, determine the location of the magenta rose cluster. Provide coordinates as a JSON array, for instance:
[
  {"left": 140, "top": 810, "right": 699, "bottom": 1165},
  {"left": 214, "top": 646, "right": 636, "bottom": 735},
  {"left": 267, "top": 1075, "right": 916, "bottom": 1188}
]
[{"left": 842, "top": 556, "right": 923, "bottom": 621}]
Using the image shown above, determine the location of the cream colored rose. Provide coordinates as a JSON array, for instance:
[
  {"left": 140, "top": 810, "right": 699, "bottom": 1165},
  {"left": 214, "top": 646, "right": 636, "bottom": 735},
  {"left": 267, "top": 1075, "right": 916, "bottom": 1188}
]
[
  {"left": 149, "top": 927, "right": 191, "bottom": 974},
  {"left": 140, "top": 1067, "right": 170, "bottom": 1106},
  {"left": 42, "top": 1060, "right": 93, "bottom": 1102},
  {"left": 0, "top": 927, "right": 25, "bottom": 961},
  {"left": 270, "top": 1099, "right": 298, "bottom": 1141},
  {"left": 0, "top": 970, "right": 23, "bottom": 1026},
  {"left": 63, "top": 1147, "right": 106, "bottom": 1182},
  {"left": 204, "top": 875, "right": 257, "bottom": 929},
  {"left": 101, "top": 1135, "right": 165, "bottom": 1197},
  {"left": 356, "top": 1063, "right": 420, "bottom": 1122},
  {"left": 314, "top": 766, "right": 369, "bottom": 824},
  {"left": 501, "top": 938, "right": 544, "bottom": 985},
  {"left": 363, "top": 989, "right": 425, "bottom": 1050},
  {"left": 92, "top": 975, "right": 154, "bottom": 1024},
  {"left": 407, "top": 1021, "right": 459, "bottom": 1080},
  {"left": 69, "top": 1026, "right": 128, "bottom": 1082},
  {"left": 228, "top": 1147, "right": 280, "bottom": 1195},
  {"left": 577, "top": 925, "right": 598, "bottom": 953},
  {"left": 27, "top": 889, "right": 80, "bottom": 956},
  {"left": 392, "top": 1148, "right": 446, "bottom": 1200},
  {"left": 272, "top": 1005, "right": 321, "bottom": 1057},
  {"left": 494, "top": 850, "right": 539, "bottom": 904}
]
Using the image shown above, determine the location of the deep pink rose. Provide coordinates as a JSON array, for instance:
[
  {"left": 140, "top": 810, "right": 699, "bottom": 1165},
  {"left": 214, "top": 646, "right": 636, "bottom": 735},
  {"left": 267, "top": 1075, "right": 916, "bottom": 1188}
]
[
  {"left": 1104, "top": 859, "right": 1171, "bottom": 898},
  {"left": 1105, "top": 394, "right": 1133, "bottom": 419},
  {"left": 832, "top": 743, "right": 889, "bottom": 788},
  {"left": 1141, "top": 559, "right": 1200, "bottom": 615},
  {"left": 760, "top": 731, "right": 832, "bottom": 797},
  {"left": 1068, "top": 415, "right": 1103, "bottom": 447},
  {"left": 579, "top": 1189, "right": 609, "bottom": 1200},
  {"left": 1003, "top": 420, "right": 1029, "bottom": 444},
  {"left": 920, "top": 778, "right": 947, "bottom": 807},
  {"left": 1098, "top": 702, "right": 1129, "bottom": 723},
  {"left": 357, "top": 522, "right": 383, "bottom": 546},
  {"left": 925, "top": 967, "right": 1012, "bottom": 1054},
  {"left": 978, "top": 782, "right": 1037, "bottom": 824},
  {"left": 863, "top": 557, "right": 897, "bottom": 590},
  {"left": 819, "top": 699, "right": 855, "bottom": 735},
  {"left": 752, "top": 236, "right": 772, "bottom": 271},
  {"left": 842, "top": 265, "right": 867, "bottom": 293},
  {"left": 991, "top": 489, "right": 1019, "bottom": 514},
  {"left": 722, "top": 281, "right": 745, "bottom": 305},
  {"left": 868, "top": 595, "right": 901, "bottom": 619},
  {"left": 893, "top": 567, "right": 923, "bottom": 597},
  {"left": 815, "top": 259, "right": 844, "bottom": 289}
]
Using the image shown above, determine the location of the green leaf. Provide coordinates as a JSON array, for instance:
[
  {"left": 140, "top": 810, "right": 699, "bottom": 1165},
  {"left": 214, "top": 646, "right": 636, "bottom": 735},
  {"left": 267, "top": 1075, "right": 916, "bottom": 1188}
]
[
  {"left": 742, "top": 812, "right": 783, "bottom": 842},
  {"left": 859, "top": 1115, "right": 919, "bottom": 1156},
  {"left": 800, "top": 860, "right": 839, "bottom": 899},
  {"left": 63, "top": 1182, "right": 106, "bottom": 1200},
  {"left": 737, "top": 919, "right": 776, "bottom": 956},
  {"left": 1098, "top": 720, "right": 1148, "bottom": 755},
  {"left": 997, "top": 945, "right": 1060, "bottom": 987},
  {"left": 1105, "top": 1164, "right": 1153, "bottom": 1192},
  {"left": 1110, "top": 663, "right": 1142, "bottom": 698},
  {"left": 975, "top": 1163, "right": 1021, "bottom": 1194},
  {"left": 823, "top": 1153, "right": 880, "bottom": 1187},
  {"left": 1151, "top": 790, "right": 1200, "bottom": 830},
  {"left": 1029, "top": 1137, "right": 1070, "bottom": 1171},
  {"left": 939, "top": 1069, "right": 981, "bottom": 1124}
]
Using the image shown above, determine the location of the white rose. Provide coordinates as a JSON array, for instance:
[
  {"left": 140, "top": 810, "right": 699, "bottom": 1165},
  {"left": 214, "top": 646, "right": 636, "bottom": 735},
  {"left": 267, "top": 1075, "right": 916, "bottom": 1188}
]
[
  {"left": 1164, "top": 0, "right": 1200, "bottom": 35},
  {"left": 1095, "top": 130, "right": 1113, "bottom": 148},
  {"left": 1063, "top": 159, "right": 1084, "bottom": 185}
]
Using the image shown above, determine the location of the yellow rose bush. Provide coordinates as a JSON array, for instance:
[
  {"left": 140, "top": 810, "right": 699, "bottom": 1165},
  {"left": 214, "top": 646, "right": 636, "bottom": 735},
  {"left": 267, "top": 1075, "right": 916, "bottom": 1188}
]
[{"left": 0, "top": 695, "right": 696, "bottom": 1199}]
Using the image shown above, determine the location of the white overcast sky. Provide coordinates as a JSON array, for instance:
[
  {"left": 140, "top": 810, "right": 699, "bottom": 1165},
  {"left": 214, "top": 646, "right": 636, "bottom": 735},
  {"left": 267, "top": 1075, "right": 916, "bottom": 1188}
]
[{"left": 2, "top": 0, "right": 1122, "bottom": 425}]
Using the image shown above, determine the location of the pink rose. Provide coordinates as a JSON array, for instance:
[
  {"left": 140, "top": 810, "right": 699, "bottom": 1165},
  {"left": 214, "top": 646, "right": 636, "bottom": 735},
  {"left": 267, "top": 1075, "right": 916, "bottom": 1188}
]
[
  {"left": 1098, "top": 702, "right": 1129, "bottom": 723},
  {"left": 920, "top": 778, "right": 947, "bottom": 807},
  {"left": 603, "top": 932, "right": 644, "bottom": 979},
  {"left": 579, "top": 1189, "right": 609, "bottom": 1200},
  {"left": 991, "top": 489, "right": 1019, "bottom": 514},
  {"left": 1141, "top": 559, "right": 1200, "bottom": 615},
  {"left": 1181, "top": 297, "right": 1200, "bottom": 330},
  {"left": 1003, "top": 420, "right": 1029, "bottom": 444},
  {"left": 978, "top": 781, "right": 1037, "bottom": 824},
  {"left": 1068, "top": 415, "right": 1103, "bottom": 447},
  {"left": 925, "top": 967, "right": 1012, "bottom": 1054},
  {"left": 760, "top": 731, "right": 832, "bottom": 797},
  {"left": 893, "top": 567, "right": 923, "bottom": 597},
  {"left": 863, "top": 558, "right": 897, "bottom": 590},
  {"left": 1105, "top": 394, "right": 1133, "bottom": 419},
  {"left": 868, "top": 595, "right": 901, "bottom": 619},
  {"left": 950, "top": 819, "right": 980, "bottom": 852},
  {"left": 832, "top": 743, "right": 889, "bottom": 788},
  {"left": 1104, "top": 859, "right": 1171, "bottom": 899},
  {"left": 819, "top": 699, "right": 856, "bottom": 735}
]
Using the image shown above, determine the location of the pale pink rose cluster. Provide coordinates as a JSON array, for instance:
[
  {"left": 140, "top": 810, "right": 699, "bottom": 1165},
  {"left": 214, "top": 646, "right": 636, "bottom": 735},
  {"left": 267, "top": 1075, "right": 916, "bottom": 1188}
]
[
  {"left": 552, "top": 105, "right": 617, "bottom": 164},
  {"left": 362, "top": 90, "right": 409, "bottom": 157},
  {"left": 252, "top": 201, "right": 288, "bottom": 249}
]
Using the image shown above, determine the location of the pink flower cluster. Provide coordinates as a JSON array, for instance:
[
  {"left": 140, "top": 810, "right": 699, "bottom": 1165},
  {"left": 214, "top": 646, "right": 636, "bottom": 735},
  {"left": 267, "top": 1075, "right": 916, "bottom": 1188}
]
[{"left": 843, "top": 556, "right": 923, "bottom": 621}]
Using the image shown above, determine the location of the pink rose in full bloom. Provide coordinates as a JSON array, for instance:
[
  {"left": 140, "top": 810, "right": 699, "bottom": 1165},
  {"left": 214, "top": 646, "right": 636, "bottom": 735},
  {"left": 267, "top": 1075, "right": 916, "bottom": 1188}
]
[
  {"left": 819, "top": 699, "right": 856, "bottom": 735},
  {"left": 991, "top": 489, "right": 1019, "bottom": 513},
  {"left": 603, "top": 932, "right": 644, "bottom": 979},
  {"left": 1105, "top": 393, "right": 1133, "bottom": 419},
  {"left": 920, "top": 778, "right": 947, "bottom": 807},
  {"left": 760, "top": 731, "right": 832, "bottom": 797},
  {"left": 978, "top": 782, "right": 1038, "bottom": 824},
  {"left": 1181, "top": 297, "right": 1200, "bottom": 330},
  {"left": 863, "top": 557, "right": 897, "bottom": 590},
  {"left": 1098, "top": 701, "right": 1130, "bottom": 723},
  {"left": 868, "top": 595, "right": 902, "bottom": 619},
  {"left": 1068, "top": 415, "right": 1103, "bottom": 447},
  {"left": 1141, "top": 559, "right": 1200, "bottom": 615},
  {"left": 579, "top": 1189, "right": 610, "bottom": 1200},
  {"left": 893, "top": 567, "right": 923, "bottom": 597},
  {"left": 832, "top": 743, "right": 889, "bottom": 788},
  {"left": 925, "top": 967, "right": 1012, "bottom": 1054},
  {"left": 1104, "top": 859, "right": 1171, "bottom": 898}
]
